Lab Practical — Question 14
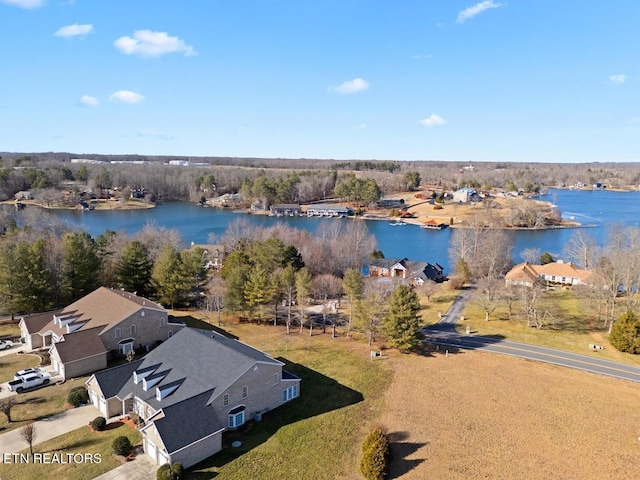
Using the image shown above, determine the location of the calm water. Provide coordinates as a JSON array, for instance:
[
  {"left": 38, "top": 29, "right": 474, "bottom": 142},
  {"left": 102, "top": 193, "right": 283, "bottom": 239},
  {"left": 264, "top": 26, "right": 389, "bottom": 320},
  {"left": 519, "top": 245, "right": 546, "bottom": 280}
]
[{"left": 39, "top": 189, "right": 640, "bottom": 273}]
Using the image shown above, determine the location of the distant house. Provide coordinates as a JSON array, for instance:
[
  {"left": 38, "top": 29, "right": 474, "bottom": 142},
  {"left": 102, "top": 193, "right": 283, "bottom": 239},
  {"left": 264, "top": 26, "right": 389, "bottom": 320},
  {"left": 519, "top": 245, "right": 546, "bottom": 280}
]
[
  {"left": 19, "top": 288, "right": 183, "bottom": 380},
  {"left": 376, "top": 199, "right": 405, "bottom": 209},
  {"left": 369, "top": 258, "right": 445, "bottom": 284},
  {"left": 505, "top": 260, "right": 592, "bottom": 288},
  {"left": 14, "top": 191, "right": 33, "bottom": 200},
  {"left": 86, "top": 327, "right": 301, "bottom": 468},
  {"left": 593, "top": 182, "right": 606, "bottom": 190},
  {"left": 452, "top": 187, "right": 478, "bottom": 203},
  {"left": 190, "top": 243, "right": 225, "bottom": 270},
  {"left": 269, "top": 204, "right": 302, "bottom": 216}
]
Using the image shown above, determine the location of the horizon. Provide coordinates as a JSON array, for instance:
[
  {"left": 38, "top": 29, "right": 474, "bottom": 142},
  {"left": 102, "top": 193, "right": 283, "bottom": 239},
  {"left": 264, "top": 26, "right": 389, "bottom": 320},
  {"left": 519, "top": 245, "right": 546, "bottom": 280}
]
[{"left": 1, "top": 1, "right": 638, "bottom": 163}]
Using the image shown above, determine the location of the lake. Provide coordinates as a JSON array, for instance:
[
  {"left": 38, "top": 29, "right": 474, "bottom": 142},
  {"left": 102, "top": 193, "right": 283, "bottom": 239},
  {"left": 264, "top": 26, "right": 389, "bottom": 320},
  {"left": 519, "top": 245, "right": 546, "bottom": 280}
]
[{"left": 39, "top": 188, "right": 640, "bottom": 273}]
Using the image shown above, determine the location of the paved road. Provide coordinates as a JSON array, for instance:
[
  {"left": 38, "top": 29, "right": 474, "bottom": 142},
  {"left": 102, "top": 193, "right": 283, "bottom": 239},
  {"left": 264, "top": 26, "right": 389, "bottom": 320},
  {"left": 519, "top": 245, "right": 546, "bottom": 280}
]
[{"left": 424, "top": 286, "right": 640, "bottom": 384}]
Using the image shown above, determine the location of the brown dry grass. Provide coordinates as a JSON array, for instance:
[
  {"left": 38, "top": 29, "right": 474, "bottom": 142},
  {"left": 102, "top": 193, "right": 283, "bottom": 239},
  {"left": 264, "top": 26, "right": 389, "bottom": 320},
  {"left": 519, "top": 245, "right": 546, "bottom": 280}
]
[{"left": 379, "top": 349, "right": 640, "bottom": 479}]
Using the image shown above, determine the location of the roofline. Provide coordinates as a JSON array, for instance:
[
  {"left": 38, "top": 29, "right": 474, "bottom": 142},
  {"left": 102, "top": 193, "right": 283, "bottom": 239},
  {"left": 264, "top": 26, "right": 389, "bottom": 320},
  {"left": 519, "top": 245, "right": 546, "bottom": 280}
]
[
  {"left": 166, "top": 426, "right": 226, "bottom": 455},
  {"left": 54, "top": 350, "right": 107, "bottom": 365}
]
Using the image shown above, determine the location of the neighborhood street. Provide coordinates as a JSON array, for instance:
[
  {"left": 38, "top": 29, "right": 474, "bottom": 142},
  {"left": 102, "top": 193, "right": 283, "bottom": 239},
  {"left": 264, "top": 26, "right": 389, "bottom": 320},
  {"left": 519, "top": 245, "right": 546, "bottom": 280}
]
[{"left": 424, "top": 287, "right": 640, "bottom": 384}]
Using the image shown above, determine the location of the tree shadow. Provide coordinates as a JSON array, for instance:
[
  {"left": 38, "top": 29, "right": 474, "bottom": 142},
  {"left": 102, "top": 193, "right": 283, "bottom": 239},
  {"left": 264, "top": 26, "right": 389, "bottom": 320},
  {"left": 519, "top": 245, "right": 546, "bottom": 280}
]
[
  {"left": 421, "top": 324, "right": 506, "bottom": 357},
  {"left": 186, "top": 358, "right": 364, "bottom": 479},
  {"left": 387, "top": 431, "right": 427, "bottom": 479}
]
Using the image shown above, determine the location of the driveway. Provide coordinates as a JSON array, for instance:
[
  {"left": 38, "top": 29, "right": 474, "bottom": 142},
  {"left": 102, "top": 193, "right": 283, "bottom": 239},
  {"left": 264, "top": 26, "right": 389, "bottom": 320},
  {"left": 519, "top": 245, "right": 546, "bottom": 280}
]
[
  {"left": 0, "top": 341, "right": 26, "bottom": 358},
  {"left": 92, "top": 453, "right": 156, "bottom": 480},
  {"left": 0, "top": 404, "right": 99, "bottom": 453}
]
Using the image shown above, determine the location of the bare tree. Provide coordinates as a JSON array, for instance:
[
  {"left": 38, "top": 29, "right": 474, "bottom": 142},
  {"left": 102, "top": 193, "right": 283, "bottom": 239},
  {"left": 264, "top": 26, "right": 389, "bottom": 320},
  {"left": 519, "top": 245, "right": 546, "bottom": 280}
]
[
  {"left": 203, "top": 274, "right": 225, "bottom": 326},
  {"left": 354, "top": 281, "right": 391, "bottom": 345},
  {"left": 499, "top": 285, "right": 519, "bottom": 319},
  {"left": 420, "top": 279, "right": 440, "bottom": 303},
  {"left": 20, "top": 423, "right": 37, "bottom": 457},
  {"left": 0, "top": 398, "right": 15, "bottom": 423},
  {"left": 518, "top": 282, "right": 552, "bottom": 329},
  {"left": 520, "top": 247, "right": 541, "bottom": 264},
  {"left": 475, "top": 276, "right": 502, "bottom": 321},
  {"left": 563, "top": 230, "right": 597, "bottom": 270}
]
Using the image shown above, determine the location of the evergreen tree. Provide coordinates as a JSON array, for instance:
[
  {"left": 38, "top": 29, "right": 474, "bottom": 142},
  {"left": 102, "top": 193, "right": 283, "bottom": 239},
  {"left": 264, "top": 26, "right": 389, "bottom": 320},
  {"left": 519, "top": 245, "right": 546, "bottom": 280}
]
[
  {"left": 61, "top": 232, "right": 101, "bottom": 304},
  {"left": 384, "top": 284, "right": 424, "bottom": 353},
  {"left": 151, "top": 244, "right": 183, "bottom": 308},
  {"left": 116, "top": 240, "right": 153, "bottom": 297},
  {"left": 220, "top": 250, "right": 252, "bottom": 312},
  {"left": 244, "top": 265, "right": 274, "bottom": 323},
  {"left": 610, "top": 310, "right": 640, "bottom": 354}
]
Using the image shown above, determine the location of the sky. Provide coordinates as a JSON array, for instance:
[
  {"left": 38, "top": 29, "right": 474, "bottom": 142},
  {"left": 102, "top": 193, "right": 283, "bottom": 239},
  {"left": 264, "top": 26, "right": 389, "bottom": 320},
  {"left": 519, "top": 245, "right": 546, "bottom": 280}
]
[{"left": 0, "top": 1, "right": 639, "bottom": 163}]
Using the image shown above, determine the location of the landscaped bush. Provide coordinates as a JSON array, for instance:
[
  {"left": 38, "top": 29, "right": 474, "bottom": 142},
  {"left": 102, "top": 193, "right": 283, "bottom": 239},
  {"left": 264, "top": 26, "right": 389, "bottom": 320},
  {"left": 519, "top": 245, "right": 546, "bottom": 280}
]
[
  {"left": 359, "top": 427, "right": 389, "bottom": 480},
  {"left": 67, "top": 386, "right": 89, "bottom": 407},
  {"left": 112, "top": 436, "right": 132, "bottom": 456},
  {"left": 610, "top": 311, "right": 640, "bottom": 354},
  {"left": 157, "top": 462, "right": 184, "bottom": 480},
  {"left": 91, "top": 416, "right": 107, "bottom": 431}
]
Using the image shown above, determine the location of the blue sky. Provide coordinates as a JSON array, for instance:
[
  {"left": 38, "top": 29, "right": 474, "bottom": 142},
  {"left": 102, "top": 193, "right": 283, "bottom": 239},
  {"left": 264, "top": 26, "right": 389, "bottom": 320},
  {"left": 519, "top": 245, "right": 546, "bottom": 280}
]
[{"left": 1, "top": 1, "right": 638, "bottom": 163}]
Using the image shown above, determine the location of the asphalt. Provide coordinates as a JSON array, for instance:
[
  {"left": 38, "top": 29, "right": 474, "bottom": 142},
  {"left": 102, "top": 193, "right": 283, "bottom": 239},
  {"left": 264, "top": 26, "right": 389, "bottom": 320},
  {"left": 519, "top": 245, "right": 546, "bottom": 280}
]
[
  {"left": 424, "top": 286, "right": 640, "bottom": 384},
  {"left": 92, "top": 453, "right": 156, "bottom": 480}
]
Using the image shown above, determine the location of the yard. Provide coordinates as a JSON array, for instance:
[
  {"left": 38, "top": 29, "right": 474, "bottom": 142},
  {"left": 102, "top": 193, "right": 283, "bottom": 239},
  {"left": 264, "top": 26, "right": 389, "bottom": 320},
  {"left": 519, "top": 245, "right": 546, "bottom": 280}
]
[
  {"left": 0, "top": 421, "right": 142, "bottom": 480},
  {"left": 0, "top": 352, "right": 40, "bottom": 383},
  {"left": 0, "top": 378, "right": 88, "bottom": 434},
  {"left": 461, "top": 289, "right": 640, "bottom": 366}
]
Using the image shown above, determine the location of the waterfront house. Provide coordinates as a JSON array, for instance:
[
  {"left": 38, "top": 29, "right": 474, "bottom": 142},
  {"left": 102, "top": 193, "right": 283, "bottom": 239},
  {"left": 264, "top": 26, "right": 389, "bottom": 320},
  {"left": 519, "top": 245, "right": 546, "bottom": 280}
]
[
  {"left": 368, "top": 258, "right": 445, "bottom": 284},
  {"left": 19, "top": 287, "right": 183, "bottom": 380},
  {"left": 269, "top": 204, "right": 302, "bottom": 216},
  {"left": 505, "top": 260, "right": 592, "bottom": 288},
  {"left": 85, "top": 327, "right": 301, "bottom": 468},
  {"left": 305, "top": 204, "right": 353, "bottom": 217}
]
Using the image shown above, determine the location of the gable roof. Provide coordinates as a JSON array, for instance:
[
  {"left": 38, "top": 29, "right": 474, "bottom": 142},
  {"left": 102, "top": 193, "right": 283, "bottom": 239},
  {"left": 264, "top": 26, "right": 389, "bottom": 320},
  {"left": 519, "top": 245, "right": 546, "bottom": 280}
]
[
  {"left": 369, "top": 258, "right": 407, "bottom": 270},
  {"left": 21, "top": 287, "right": 165, "bottom": 337},
  {"left": 506, "top": 261, "right": 591, "bottom": 283},
  {"left": 91, "top": 359, "right": 144, "bottom": 398},
  {"left": 111, "top": 327, "right": 283, "bottom": 410},
  {"left": 505, "top": 262, "right": 540, "bottom": 283},
  {"left": 21, "top": 310, "right": 62, "bottom": 334},
  {"left": 53, "top": 326, "right": 109, "bottom": 363},
  {"left": 151, "top": 390, "right": 225, "bottom": 454}
]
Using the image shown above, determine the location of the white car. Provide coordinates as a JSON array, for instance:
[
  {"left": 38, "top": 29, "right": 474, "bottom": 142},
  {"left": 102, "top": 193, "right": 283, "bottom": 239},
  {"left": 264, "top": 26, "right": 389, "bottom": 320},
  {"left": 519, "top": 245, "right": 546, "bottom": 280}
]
[
  {"left": 14, "top": 367, "right": 42, "bottom": 380},
  {"left": 0, "top": 340, "right": 12, "bottom": 350}
]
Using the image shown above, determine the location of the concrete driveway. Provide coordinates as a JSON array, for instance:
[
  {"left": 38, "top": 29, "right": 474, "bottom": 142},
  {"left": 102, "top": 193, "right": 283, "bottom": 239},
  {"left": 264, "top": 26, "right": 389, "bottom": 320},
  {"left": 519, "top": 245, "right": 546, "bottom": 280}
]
[
  {"left": 0, "top": 341, "right": 26, "bottom": 358},
  {"left": 92, "top": 453, "right": 156, "bottom": 480}
]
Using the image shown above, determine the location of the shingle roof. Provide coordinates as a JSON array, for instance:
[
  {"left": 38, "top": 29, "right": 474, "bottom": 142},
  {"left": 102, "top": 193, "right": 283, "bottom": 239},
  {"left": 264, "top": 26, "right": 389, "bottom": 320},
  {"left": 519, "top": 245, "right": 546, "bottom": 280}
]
[
  {"left": 92, "top": 359, "right": 144, "bottom": 398},
  {"left": 23, "top": 287, "right": 165, "bottom": 337},
  {"left": 505, "top": 262, "right": 539, "bottom": 283},
  {"left": 369, "top": 258, "right": 407, "bottom": 269},
  {"left": 21, "top": 310, "right": 62, "bottom": 334},
  {"left": 536, "top": 261, "right": 591, "bottom": 280},
  {"left": 113, "top": 328, "right": 283, "bottom": 410},
  {"left": 152, "top": 390, "right": 224, "bottom": 454},
  {"left": 53, "top": 326, "right": 108, "bottom": 363}
]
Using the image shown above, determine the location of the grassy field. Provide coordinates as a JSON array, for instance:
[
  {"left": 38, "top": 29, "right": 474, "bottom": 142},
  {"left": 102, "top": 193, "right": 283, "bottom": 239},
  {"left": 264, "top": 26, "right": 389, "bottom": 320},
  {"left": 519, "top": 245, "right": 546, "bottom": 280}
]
[
  {"left": 461, "top": 289, "right": 640, "bottom": 366},
  {"left": 0, "top": 353, "right": 40, "bottom": 383},
  {"left": 0, "top": 421, "right": 142, "bottom": 480},
  {"left": 0, "top": 378, "right": 88, "bottom": 434}
]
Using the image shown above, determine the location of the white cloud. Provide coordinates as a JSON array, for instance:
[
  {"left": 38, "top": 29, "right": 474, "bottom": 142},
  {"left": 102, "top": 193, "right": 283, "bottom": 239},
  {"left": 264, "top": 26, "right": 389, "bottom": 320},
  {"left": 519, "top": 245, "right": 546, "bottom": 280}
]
[
  {"left": 54, "top": 23, "right": 93, "bottom": 38},
  {"left": 114, "top": 30, "right": 196, "bottom": 57},
  {"left": 80, "top": 95, "right": 99, "bottom": 107},
  {"left": 331, "top": 78, "right": 369, "bottom": 94},
  {"left": 457, "top": 1, "right": 503, "bottom": 23},
  {"left": 109, "top": 90, "right": 144, "bottom": 104},
  {"left": 609, "top": 74, "right": 626, "bottom": 84},
  {"left": 0, "top": 0, "right": 45, "bottom": 9},
  {"left": 419, "top": 114, "right": 446, "bottom": 127}
]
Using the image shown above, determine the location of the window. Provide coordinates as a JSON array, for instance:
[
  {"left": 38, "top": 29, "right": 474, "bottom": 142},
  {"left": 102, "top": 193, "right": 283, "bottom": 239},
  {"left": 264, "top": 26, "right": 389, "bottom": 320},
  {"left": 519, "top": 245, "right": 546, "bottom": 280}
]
[
  {"left": 158, "top": 317, "right": 165, "bottom": 327},
  {"left": 228, "top": 406, "right": 245, "bottom": 428},
  {"left": 118, "top": 339, "right": 134, "bottom": 355},
  {"left": 223, "top": 394, "right": 229, "bottom": 407},
  {"left": 130, "top": 324, "right": 137, "bottom": 335},
  {"left": 273, "top": 373, "right": 279, "bottom": 385},
  {"left": 242, "top": 386, "right": 248, "bottom": 399},
  {"left": 115, "top": 327, "right": 121, "bottom": 339},
  {"left": 167, "top": 331, "right": 173, "bottom": 339},
  {"left": 283, "top": 385, "right": 298, "bottom": 403}
]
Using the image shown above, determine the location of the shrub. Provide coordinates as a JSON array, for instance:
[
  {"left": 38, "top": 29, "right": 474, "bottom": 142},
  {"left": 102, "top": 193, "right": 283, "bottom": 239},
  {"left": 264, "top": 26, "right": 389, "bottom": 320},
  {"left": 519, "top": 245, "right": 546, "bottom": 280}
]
[
  {"left": 91, "top": 416, "right": 106, "bottom": 431},
  {"left": 67, "top": 386, "right": 89, "bottom": 407},
  {"left": 157, "top": 463, "right": 184, "bottom": 480},
  {"left": 359, "top": 427, "right": 389, "bottom": 480},
  {"left": 112, "top": 436, "right": 132, "bottom": 456},
  {"left": 610, "top": 311, "right": 640, "bottom": 354}
]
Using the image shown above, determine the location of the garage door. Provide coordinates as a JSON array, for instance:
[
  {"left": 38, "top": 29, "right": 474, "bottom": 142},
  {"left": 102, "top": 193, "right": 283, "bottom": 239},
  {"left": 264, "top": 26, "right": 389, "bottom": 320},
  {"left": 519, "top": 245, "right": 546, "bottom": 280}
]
[
  {"left": 99, "top": 397, "right": 107, "bottom": 417},
  {"left": 90, "top": 391, "right": 98, "bottom": 407},
  {"left": 146, "top": 439, "right": 157, "bottom": 464},
  {"left": 158, "top": 450, "right": 170, "bottom": 466}
]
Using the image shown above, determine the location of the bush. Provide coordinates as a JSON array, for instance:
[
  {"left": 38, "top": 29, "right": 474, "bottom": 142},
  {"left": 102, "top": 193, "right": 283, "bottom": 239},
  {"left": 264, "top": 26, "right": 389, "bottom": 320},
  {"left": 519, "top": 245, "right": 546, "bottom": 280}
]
[
  {"left": 359, "top": 428, "right": 389, "bottom": 480},
  {"left": 112, "top": 436, "right": 132, "bottom": 456},
  {"left": 610, "top": 311, "right": 640, "bottom": 354},
  {"left": 91, "top": 416, "right": 106, "bottom": 431},
  {"left": 157, "top": 462, "right": 184, "bottom": 480},
  {"left": 67, "top": 386, "right": 89, "bottom": 407}
]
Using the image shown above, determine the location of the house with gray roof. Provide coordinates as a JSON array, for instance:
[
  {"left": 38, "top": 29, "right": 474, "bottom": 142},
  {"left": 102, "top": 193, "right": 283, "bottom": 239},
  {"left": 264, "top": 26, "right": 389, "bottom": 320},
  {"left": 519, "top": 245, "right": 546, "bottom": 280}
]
[
  {"left": 86, "top": 327, "right": 301, "bottom": 469},
  {"left": 368, "top": 258, "right": 445, "bottom": 284}
]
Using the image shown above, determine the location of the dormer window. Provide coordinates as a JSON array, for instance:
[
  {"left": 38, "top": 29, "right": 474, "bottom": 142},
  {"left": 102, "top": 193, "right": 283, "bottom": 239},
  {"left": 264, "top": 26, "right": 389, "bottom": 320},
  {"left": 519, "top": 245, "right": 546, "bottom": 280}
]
[
  {"left": 156, "top": 383, "right": 180, "bottom": 401},
  {"left": 143, "top": 371, "right": 168, "bottom": 391},
  {"left": 133, "top": 365, "right": 157, "bottom": 384}
]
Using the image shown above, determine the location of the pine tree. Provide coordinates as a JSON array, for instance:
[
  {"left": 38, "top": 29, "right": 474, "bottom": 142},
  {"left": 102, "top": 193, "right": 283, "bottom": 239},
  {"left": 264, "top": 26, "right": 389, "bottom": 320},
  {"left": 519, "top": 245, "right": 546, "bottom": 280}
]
[
  {"left": 342, "top": 268, "right": 364, "bottom": 336},
  {"left": 61, "top": 232, "right": 101, "bottom": 304},
  {"left": 244, "top": 265, "right": 274, "bottom": 323},
  {"left": 610, "top": 310, "right": 640, "bottom": 354},
  {"left": 151, "top": 244, "right": 183, "bottom": 308},
  {"left": 384, "top": 284, "right": 424, "bottom": 353},
  {"left": 116, "top": 241, "right": 153, "bottom": 297}
]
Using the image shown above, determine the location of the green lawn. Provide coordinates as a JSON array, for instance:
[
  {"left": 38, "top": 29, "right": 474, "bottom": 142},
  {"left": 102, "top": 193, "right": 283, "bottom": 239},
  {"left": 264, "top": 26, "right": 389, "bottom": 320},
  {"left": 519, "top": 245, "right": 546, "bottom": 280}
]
[
  {"left": 0, "top": 353, "right": 40, "bottom": 383},
  {"left": 461, "top": 289, "right": 640, "bottom": 366},
  {"left": 0, "top": 421, "right": 142, "bottom": 480},
  {"left": 0, "top": 378, "right": 88, "bottom": 434},
  {"left": 186, "top": 324, "right": 391, "bottom": 480},
  {"left": 420, "top": 288, "right": 459, "bottom": 327}
]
